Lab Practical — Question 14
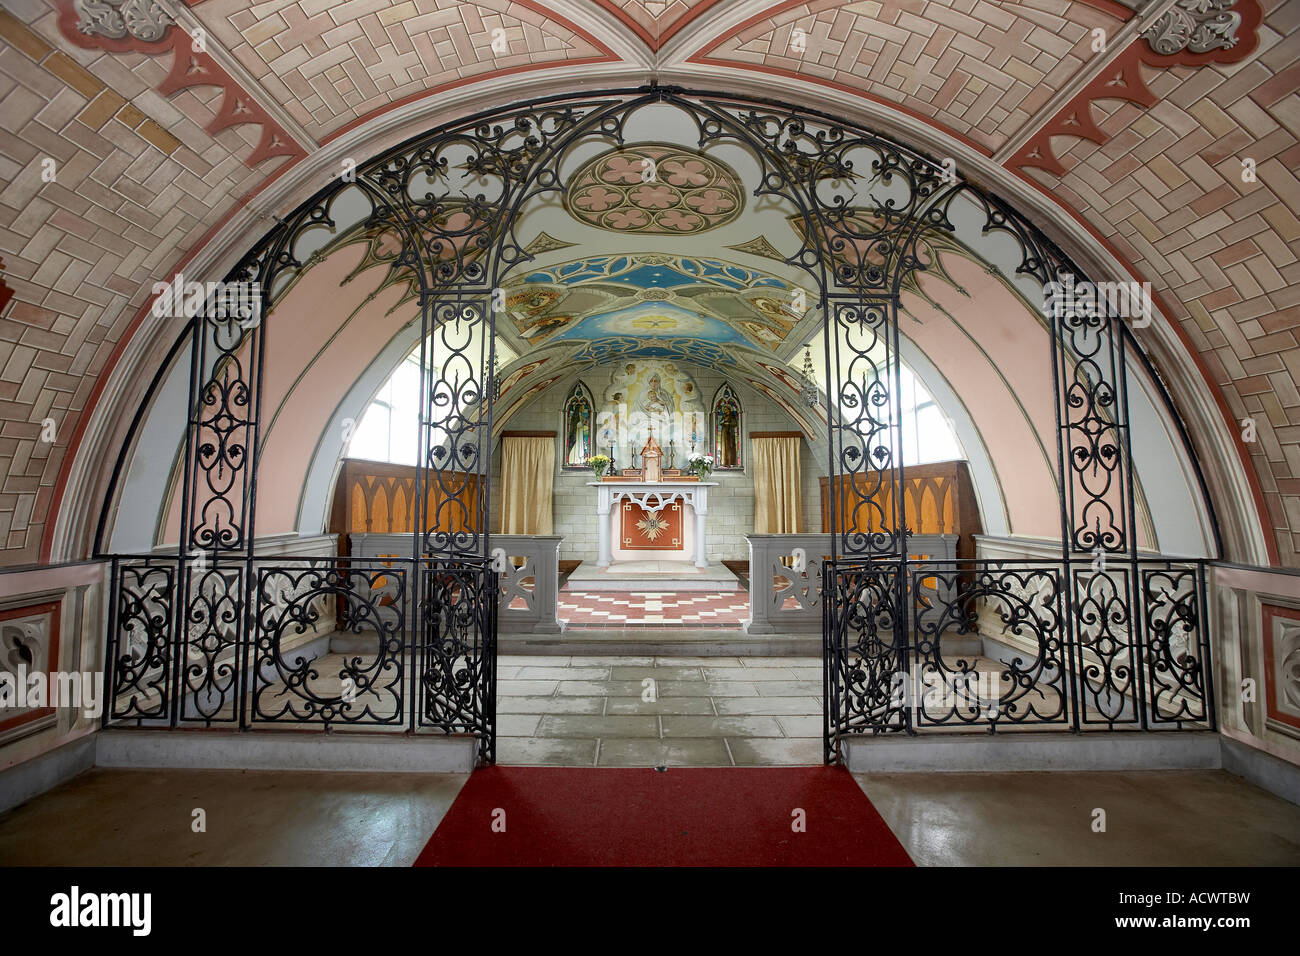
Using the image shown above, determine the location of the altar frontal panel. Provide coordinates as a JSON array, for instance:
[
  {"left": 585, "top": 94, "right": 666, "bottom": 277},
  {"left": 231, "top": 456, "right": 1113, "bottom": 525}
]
[{"left": 621, "top": 499, "right": 683, "bottom": 550}]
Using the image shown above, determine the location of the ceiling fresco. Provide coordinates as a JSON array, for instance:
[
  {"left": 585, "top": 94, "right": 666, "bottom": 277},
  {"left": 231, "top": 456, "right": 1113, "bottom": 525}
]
[
  {"left": 758, "top": 361, "right": 827, "bottom": 426},
  {"left": 555, "top": 302, "right": 752, "bottom": 347},
  {"left": 567, "top": 337, "right": 738, "bottom": 368},
  {"left": 488, "top": 210, "right": 1050, "bottom": 444},
  {"left": 522, "top": 253, "right": 787, "bottom": 291},
  {"left": 745, "top": 378, "right": 820, "bottom": 438},
  {"left": 502, "top": 252, "right": 807, "bottom": 352},
  {"left": 248, "top": 134, "right": 1093, "bottom": 467},
  {"left": 563, "top": 144, "right": 746, "bottom": 235}
]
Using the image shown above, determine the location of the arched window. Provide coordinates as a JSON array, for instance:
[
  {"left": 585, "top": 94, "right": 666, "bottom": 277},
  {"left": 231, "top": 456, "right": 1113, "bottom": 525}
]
[
  {"left": 561, "top": 382, "right": 594, "bottom": 468},
  {"left": 711, "top": 383, "right": 743, "bottom": 470},
  {"left": 347, "top": 351, "right": 421, "bottom": 464},
  {"left": 345, "top": 334, "right": 518, "bottom": 465}
]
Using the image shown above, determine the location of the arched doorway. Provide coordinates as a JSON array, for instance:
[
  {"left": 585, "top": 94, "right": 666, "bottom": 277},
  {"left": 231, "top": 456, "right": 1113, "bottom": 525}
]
[{"left": 97, "top": 86, "right": 1219, "bottom": 766}]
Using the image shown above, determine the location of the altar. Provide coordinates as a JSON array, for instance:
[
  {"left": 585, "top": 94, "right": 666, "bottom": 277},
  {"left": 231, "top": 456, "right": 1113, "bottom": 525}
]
[{"left": 591, "top": 481, "right": 718, "bottom": 568}]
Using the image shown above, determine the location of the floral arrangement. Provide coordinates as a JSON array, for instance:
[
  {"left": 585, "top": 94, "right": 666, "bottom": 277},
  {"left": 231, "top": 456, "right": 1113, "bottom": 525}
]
[
  {"left": 687, "top": 453, "right": 714, "bottom": 479},
  {"left": 587, "top": 454, "right": 612, "bottom": 477}
]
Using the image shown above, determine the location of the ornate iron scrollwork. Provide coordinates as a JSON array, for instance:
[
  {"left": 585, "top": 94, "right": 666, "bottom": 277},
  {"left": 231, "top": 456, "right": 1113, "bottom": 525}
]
[
  {"left": 911, "top": 565, "right": 1068, "bottom": 729},
  {"left": 178, "top": 563, "right": 243, "bottom": 723},
  {"left": 252, "top": 564, "right": 406, "bottom": 727},
  {"left": 827, "top": 298, "right": 902, "bottom": 557},
  {"left": 96, "top": 87, "right": 1213, "bottom": 765},
  {"left": 825, "top": 561, "right": 908, "bottom": 748},
  {"left": 107, "top": 560, "right": 175, "bottom": 721},
  {"left": 1143, "top": 565, "right": 1211, "bottom": 725},
  {"left": 418, "top": 559, "right": 496, "bottom": 762}
]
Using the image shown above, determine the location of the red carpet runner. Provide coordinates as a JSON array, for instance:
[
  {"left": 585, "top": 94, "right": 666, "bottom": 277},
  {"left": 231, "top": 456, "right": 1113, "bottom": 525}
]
[{"left": 414, "top": 766, "right": 913, "bottom": 866}]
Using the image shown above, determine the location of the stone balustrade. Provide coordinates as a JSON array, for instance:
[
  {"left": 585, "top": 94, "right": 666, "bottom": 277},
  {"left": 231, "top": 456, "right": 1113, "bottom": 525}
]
[
  {"left": 349, "top": 533, "right": 564, "bottom": 634},
  {"left": 744, "top": 533, "right": 959, "bottom": 634}
]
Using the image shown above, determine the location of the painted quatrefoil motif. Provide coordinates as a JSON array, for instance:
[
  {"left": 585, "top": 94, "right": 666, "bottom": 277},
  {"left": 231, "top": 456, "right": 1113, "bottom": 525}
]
[{"left": 565, "top": 145, "right": 745, "bottom": 235}]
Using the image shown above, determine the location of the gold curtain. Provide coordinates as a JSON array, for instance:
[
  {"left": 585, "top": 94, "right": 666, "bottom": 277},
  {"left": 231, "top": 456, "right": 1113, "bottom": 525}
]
[
  {"left": 752, "top": 436, "right": 802, "bottom": 534},
  {"left": 499, "top": 436, "right": 555, "bottom": 535}
]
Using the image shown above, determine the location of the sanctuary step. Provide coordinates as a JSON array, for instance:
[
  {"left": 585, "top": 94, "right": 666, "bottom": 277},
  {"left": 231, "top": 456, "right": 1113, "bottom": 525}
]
[{"left": 565, "top": 559, "right": 744, "bottom": 592}]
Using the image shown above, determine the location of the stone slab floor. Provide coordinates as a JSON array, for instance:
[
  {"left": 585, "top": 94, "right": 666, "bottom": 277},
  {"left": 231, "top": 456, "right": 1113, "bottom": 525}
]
[
  {"left": 0, "top": 768, "right": 467, "bottom": 866},
  {"left": 1, "top": 766, "right": 1296, "bottom": 866},
  {"left": 495, "top": 654, "right": 824, "bottom": 767},
  {"left": 859, "top": 770, "right": 1300, "bottom": 867},
  {"left": 1, "top": 653, "right": 1297, "bottom": 866}
]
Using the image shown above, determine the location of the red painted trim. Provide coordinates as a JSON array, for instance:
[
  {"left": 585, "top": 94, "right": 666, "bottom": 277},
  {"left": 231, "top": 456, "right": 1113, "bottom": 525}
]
[
  {"left": 1261, "top": 603, "right": 1300, "bottom": 731},
  {"left": 1010, "top": 1, "right": 1263, "bottom": 176},
  {"left": 52, "top": 2, "right": 307, "bottom": 167},
  {"left": 594, "top": 0, "right": 725, "bottom": 53},
  {"left": 0, "top": 258, "right": 13, "bottom": 315},
  {"left": 1012, "top": 45, "right": 1156, "bottom": 176}
]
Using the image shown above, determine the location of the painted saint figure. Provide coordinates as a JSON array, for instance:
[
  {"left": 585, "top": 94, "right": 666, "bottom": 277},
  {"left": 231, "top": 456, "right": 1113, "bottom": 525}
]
[
  {"left": 563, "top": 384, "right": 592, "bottom": 466},
  {"left": 713, "top": 384, "right": 742, "bottom": 469},
  {"left": 717, "top": 402, "right": 739, "bottom": 468},
  {"left": 639, "top": 374, "right": 669, "bottom": 416}
]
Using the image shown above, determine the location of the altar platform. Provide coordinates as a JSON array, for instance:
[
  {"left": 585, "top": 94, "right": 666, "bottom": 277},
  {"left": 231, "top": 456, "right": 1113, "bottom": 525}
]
[{"left": 565, "top": 559, "right": 743, "bottom": 592}]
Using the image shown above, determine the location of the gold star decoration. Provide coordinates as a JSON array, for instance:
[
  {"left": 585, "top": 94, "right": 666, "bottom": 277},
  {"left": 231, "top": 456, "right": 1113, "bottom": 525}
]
[{"left": 636, "top": 514, "right": 669, "bottom": 541}]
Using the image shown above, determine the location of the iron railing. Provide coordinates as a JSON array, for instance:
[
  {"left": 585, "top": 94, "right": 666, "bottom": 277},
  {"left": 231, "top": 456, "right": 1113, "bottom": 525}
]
[
  {"left": 104, "top": 554, "right": 497, "bottom": 760},
  {"left": 823, "top": 556, "right": 1213, "bottom": 761}
]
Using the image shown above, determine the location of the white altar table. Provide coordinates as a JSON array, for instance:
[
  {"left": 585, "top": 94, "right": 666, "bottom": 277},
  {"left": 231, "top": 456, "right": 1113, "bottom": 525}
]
[{"left": 589, "top": 481, "right": 718, "bottom": 568}]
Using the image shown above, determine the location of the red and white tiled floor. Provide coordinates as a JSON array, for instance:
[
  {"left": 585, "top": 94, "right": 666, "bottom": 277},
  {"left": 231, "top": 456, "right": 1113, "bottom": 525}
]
[{"left": 558, "top": 590, "right": 751, "bottom": 627}]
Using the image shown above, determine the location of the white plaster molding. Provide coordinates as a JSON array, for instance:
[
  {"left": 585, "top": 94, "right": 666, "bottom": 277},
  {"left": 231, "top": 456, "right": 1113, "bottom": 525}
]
[{"left": 546, "top": 0, "right": 657, "bottom": 69}]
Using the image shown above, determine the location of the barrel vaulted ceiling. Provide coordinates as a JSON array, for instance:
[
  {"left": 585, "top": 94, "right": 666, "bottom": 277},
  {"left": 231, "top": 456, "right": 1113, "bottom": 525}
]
[{"left": 0, "top": 0, "right": 1294, "bottom": 568}]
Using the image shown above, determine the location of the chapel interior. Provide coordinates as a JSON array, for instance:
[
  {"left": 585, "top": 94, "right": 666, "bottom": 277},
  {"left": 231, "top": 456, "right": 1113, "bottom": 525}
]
[{"left": 0, "top": 0, "right": 1298, "bottom": 873}]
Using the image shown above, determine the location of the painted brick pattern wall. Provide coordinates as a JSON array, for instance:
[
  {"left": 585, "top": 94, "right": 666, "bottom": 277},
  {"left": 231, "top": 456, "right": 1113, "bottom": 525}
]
[
  {"left": 489, "top": 367, "right": 825, "bottom": 562},
  {"left": 190, "top": 0, "right": 609, "bottom": 138},
  {"left": 1026, "top": 1, "right": 1300, "bottom": 562},
  {"left": 0, "top": 4, "right": 285, "bottom": 564},
  {"left": 0, "top": 0, "right": 1295, "bottom": 571},
  {"left": 696, "top": 0, "right": 1123, "bottom": 152}
]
